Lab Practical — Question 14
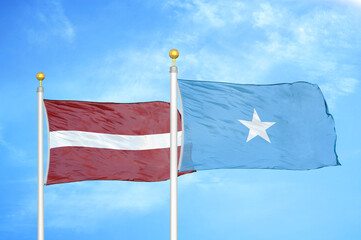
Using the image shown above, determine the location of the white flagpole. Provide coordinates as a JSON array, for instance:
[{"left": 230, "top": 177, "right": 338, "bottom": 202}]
[
  {"left": 37, "top": 72, "right": 45, "bottom": 240},
  {"left": 169, "top": 49, "right": 179, "bottom": 240}
]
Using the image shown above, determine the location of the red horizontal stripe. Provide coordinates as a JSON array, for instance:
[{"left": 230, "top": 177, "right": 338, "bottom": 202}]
[
  {"left": 46, "top": 147, "right": 192, "bottom": 185},
  {"left": 44, "top": 100, "right": 182, "bottom": 134}
]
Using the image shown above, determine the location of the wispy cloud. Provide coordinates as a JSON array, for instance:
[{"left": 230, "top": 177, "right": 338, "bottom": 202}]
[
  {"left": 5, "top": 181, "right": 169, "bottom": 231},
  {"left": 94, "top": 48, "right": 172, "bottom": 103},
  {"left": 28, "top": 0, "right": 75, "bottom": 43},
  {"left": 331, "top": 0, "right": 361, "bottom": 8},
  {"left": 0, "top": 127, "right": 26, "bottom": 161},
  {"left": 253, "top": 2, "right": 285, "bottom": 28},
  {"left": 165, "top": 0, "right": 246, "bottom": 28},
  {"left": 44, "top": 181, "right": 168, "bottom": 229},
  {"left": 320, "top": 77, "right": 358, "bottom": 107}
]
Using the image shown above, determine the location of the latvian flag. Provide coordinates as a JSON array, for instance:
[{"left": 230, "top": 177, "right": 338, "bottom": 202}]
[{"left": 44, "top": 100, "right": 190, "bottom": 185}]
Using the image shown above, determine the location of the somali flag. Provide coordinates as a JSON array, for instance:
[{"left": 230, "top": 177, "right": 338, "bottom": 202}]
[{"left": 178, "top": 79, "right": 339, "bottom": 172}]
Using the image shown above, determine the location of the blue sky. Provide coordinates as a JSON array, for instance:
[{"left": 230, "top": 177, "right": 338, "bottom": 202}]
[{"left": 1, "top": 0, "right": 361, "bottom": 239}]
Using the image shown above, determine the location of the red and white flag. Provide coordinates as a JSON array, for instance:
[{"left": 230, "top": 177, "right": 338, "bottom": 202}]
[{"left": 44, "top": 100, "right": 190, "bottom": 185}]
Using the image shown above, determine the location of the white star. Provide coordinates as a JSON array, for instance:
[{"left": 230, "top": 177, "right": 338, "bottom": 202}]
[{"left": 238, "top": 109, "right": 276, "bottom": 143}]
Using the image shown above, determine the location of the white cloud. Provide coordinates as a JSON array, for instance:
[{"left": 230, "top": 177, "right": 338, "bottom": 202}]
[
  {"left": 338, "top": 78, "right": 358, "bottom": 93},
  {"left": 253, "top": 3, "right": 284, "bottom": 28},
  {"left": 92, "top": 48, "right": 172, "bottom": 103},
  {"left": 332, "top": 0, "right": 361, "bottom": 7},
  {"left": 3, "top": 179, "right": 170, "bottom": 231},
  {"left": 247, "top": 3, "right": 361, "bottom": 108},
  {"left": 0, "top": 127, "right": 26, "bottom": 161},
  {"left": 44, "top": 181, "right": 168, "bottom": 229},
  {"left": 320, "top": 77, "right": 359, "bottom": 108},
  {"left": 165, "top": 0, "right": 246, "bottom": 28},
  {"left": 29, "top": 0, "right": 75, "bottom": 43}
]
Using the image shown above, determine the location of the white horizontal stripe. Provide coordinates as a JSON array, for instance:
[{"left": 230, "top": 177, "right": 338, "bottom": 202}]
[{"left": 50, "top": 130, "right": 183, "bottom": 150}]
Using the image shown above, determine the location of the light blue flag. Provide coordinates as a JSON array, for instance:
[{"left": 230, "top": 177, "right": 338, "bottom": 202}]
[{"left": 178, "top": 79, "right": 339, "bottom": 172}]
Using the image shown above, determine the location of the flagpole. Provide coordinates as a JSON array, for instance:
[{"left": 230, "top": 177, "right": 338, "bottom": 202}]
[
  {"left": 37, "top": 72, "right": 45, "bottom": 240},
  {"left": 169, "top": 49, "right": 179, "bottom": 240}
]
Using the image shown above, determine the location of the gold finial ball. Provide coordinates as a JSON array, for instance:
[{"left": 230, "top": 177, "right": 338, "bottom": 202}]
[
  {"left": 36, "top": 72, "right": 45, "bottom": 81},
  {"left": 169, "top": 49, "right": 179, "bottom": 60}
]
